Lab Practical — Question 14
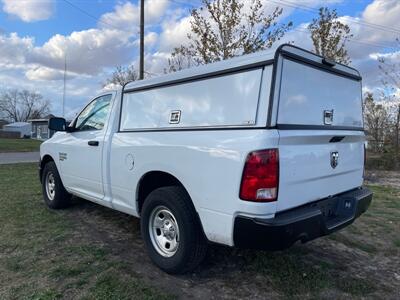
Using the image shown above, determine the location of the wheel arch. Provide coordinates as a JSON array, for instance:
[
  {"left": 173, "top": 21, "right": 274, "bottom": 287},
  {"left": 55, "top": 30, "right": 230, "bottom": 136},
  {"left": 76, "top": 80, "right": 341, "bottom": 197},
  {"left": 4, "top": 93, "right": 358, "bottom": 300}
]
[
  {"left": 136, "top": 171, "right": 196, "bottom": 216},
  {"left": 40, "top": 154, "right": 55, "bottom": 182}
]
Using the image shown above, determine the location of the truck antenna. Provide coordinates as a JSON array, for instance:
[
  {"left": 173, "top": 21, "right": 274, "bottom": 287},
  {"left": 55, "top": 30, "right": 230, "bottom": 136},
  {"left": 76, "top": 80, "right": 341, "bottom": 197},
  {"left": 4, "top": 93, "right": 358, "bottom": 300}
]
[
  {"left": 62, "top": 53, "right": 67, "bottom": 118},
  {"left": 139, "top": 0, "right": 144, "bottom": 80}
]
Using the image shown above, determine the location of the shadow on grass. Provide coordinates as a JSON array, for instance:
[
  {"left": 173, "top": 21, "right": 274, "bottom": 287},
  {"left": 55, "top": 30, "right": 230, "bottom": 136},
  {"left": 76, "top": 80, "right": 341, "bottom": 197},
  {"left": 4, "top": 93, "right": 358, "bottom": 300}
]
[
  {"left": 1, "top": 164, "right": 395, "bottom": 299},
  {"left": 68, "top": 197, "right": 379, "bottom": 298}
]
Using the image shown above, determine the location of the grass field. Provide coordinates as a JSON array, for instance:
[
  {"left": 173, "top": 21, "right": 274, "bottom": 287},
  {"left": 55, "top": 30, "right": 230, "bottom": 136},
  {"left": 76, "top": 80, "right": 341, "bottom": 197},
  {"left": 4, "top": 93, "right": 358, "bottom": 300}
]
[
  {"left": 0, "top": 138, "right": 42, "bottom": 153},
  {"left": 0, "top": 164, "right": 173, "bottom": 300},
  {"left": 0, "top": 163, "right": 399, "bottom": 299}
]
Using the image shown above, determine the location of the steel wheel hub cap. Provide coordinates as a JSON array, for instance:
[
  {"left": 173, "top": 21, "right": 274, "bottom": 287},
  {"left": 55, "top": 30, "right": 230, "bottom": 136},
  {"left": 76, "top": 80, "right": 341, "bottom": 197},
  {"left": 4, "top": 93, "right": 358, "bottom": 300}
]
[
  {"left": 45, "top": 172, "right": 56, "bottom": 201},
  {"left": 149, "top": 206, "right": 180, "bottom": 257}
]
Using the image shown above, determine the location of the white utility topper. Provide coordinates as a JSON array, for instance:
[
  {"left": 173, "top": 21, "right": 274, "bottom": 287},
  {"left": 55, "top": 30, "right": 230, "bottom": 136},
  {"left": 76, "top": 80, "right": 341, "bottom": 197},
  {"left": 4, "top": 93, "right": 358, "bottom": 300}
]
[{"left": 40, "top": 44, "right": 372, "bottom": 274}]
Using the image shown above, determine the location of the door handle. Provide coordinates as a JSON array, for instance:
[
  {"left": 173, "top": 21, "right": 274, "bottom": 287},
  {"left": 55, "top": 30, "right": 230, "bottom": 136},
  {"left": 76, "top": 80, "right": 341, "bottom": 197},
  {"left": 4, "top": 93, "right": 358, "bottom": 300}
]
[{"left": 88, "top": 140, "right": 99, "bottom": 146}]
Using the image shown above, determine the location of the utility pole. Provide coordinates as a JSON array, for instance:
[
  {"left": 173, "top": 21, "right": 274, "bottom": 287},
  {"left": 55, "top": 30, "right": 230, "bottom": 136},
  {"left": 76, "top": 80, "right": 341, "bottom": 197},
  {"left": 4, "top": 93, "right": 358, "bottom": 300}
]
[
  {"left": 62, "top": 53, "right": 67, "bottom": 117},
  {"left": 139, "top": 0, "right": 144, "bottom": 80}
]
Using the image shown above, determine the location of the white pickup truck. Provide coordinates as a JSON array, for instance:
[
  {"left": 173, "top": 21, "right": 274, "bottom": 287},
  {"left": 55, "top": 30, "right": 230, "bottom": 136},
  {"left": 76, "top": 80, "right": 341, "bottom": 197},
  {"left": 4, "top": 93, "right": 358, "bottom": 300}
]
[{"left": 39, "top": 44, "right": 372, "bottom": 274}]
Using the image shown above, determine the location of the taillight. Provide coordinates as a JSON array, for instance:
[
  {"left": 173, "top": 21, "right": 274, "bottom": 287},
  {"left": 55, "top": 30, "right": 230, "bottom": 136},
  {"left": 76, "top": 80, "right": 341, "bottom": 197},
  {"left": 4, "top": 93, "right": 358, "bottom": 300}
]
[{"left": 239, "top": 149, "right": 279, "bottom": 202}]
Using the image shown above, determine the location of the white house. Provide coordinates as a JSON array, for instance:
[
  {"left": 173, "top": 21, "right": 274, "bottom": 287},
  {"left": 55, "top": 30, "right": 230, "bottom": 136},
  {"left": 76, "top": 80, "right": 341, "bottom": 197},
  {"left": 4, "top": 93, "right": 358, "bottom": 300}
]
[{"left": 3, "top": 122, "right": 32, "bottom": 138}]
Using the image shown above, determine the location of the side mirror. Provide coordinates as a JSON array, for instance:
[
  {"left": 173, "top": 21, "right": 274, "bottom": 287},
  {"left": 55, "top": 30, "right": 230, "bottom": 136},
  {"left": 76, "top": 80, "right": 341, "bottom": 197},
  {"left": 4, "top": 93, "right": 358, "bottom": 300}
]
[{"left": 48, "top": 117, "right": 68, "bottom": 132}]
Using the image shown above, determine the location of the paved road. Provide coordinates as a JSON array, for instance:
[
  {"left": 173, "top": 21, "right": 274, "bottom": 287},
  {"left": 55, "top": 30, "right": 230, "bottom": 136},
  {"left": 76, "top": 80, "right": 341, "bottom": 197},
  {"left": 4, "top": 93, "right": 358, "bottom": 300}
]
[{"left": 0, "top": 152, "right": 39, "bottom": 164}]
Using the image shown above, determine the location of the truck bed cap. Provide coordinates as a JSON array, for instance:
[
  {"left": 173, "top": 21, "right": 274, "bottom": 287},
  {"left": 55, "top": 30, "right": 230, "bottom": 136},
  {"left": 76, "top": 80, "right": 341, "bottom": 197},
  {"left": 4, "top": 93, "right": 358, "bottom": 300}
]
[{"left": 123, "top": 44, "right": 360, "bottom": 93}]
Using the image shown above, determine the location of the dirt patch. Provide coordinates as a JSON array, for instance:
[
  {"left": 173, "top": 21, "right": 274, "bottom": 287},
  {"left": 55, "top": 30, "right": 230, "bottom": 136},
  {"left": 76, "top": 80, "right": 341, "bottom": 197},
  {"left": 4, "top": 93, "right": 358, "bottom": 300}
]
[
  {"left": 1, "top": 164, "right": 399, "bottom": 299},
  {"left": 365, "top": 170, "right": 400, "bottom": 189},
  {"left": 64, "top": 187, "right": 400, "bottom": 299}
]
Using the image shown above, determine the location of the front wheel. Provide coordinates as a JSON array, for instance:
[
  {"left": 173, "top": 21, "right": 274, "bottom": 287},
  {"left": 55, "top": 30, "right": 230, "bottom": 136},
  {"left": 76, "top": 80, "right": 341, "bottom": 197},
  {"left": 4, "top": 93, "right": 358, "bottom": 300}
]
[
  {"left": 41, "top": 161, "right": 71, "bottom": 209},
  {"left": 141, "top": 186, "right": 207, "bottom": 274}
]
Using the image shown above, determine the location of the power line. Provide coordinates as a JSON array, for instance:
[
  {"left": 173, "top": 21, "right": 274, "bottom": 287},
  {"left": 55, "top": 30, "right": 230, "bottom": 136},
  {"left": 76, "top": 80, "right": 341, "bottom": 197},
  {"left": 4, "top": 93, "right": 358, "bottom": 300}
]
[
  {"left": 61, "top": 0, "right": 121, "bottom": 30},
  {"left": 267, "top": 0, "right": 400, "bottom": 35},
  {"left": 170, "top": 0, "right": 399, "bottom": 50},
  {"left": 144, "top": 70, "right": 158, "bottom": 77},
  {"left": 347, "top": 38, "right": 397, "bottom": 50},
  {"left": 61, "top": 0, "right": 398, "bottom": 51},
  {"left": 292, "top": 27, "right": 397, "bottom": 50},
  {"left": 283, "top": 0, "right": 400, "bottom": 34}
]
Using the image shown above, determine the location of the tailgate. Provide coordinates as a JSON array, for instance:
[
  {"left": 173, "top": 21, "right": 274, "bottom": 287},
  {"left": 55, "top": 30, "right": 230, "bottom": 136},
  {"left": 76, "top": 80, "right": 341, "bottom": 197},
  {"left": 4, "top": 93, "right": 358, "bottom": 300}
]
[
  {"left": 277, "top": 130, "right": 364, "bottom": 211},
  {"left": 274, "top": 46, "right": 365, "bottom": 212}
]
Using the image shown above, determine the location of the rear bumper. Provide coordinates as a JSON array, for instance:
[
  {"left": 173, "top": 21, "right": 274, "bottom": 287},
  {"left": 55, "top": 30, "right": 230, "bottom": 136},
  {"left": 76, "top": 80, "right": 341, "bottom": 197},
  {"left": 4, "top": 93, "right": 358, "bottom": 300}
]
[{"left": 233, "top": 187, "right": 372, "bottom": 250}]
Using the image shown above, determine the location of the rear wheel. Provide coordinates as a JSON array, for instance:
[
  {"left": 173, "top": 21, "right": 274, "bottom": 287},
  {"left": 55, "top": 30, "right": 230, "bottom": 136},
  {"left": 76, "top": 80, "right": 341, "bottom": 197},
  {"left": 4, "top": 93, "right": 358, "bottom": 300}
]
[
  {"left": 41, "top": 161, "right": 71, "bottom": 209},
  {"left": 141, "top": 186, "right": 207, "bottom": 274}
]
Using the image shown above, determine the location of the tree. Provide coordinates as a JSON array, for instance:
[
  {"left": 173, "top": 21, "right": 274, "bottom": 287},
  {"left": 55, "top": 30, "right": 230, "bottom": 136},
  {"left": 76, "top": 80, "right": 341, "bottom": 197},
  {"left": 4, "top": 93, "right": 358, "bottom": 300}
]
[
  {"left": 104, "top": 65, "right": 139, "bottom": 87},
  {"left": 308, "top": 7, "right": 353, "bottom": 65},
  {"left": 167, "top": 46, "right": 198, "bottom": 73},
  {"left": 377, "top": 41, "right": 400, "bottom": 167},
  {"left": 168, "top": 0, "right": 292, "bottom": 72},
  {"left": 363, "top": 92, "right": 390, "bottom": 152},
  {"left": 0, "top": 89, "right": 51, "bottom": 122}
]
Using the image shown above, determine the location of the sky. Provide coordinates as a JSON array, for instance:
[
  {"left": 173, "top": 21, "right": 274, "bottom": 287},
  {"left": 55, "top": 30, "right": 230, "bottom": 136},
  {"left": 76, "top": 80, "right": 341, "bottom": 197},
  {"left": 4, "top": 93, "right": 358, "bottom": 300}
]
[{"left": 0, "top": 0, "right": 399, "bottom": 118}]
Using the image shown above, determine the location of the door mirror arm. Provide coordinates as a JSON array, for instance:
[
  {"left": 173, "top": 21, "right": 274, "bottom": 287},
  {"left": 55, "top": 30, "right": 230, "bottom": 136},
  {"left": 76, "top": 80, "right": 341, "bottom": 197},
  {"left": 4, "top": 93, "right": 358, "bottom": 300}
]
[{"left": 66, "top": 126, "right": 76, "bottom": 133}]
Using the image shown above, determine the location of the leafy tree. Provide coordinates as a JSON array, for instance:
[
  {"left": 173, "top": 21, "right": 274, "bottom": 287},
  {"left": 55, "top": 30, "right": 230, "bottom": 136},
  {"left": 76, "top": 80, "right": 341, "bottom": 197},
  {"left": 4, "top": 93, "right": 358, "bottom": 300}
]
[
  {"left": 104, "top": 65, "right": 139, "bottom": 87},
  {"left": 308, "top": 7, "right": 353, "bottom": 65},
  {"left": 377, "top": 41, "right": 400, "bottom": 166},
  {"left": 167, "top": 46, "right": 198, "bottom": 73},
  {"left": 0, "top": 89, "right": 50, "bottom": 122},
  {"left": 363, "top": 92, "right": 390, "bottom": 152},
  {"left": 168, "top": 0, "right": 292, "bottom": 72}
]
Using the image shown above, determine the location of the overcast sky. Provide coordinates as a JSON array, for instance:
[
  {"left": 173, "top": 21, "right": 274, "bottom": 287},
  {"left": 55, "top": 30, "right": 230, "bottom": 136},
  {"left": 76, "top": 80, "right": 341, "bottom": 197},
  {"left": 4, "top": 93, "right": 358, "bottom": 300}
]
[{"left": 0, "top": 0, "right": 399, "bottom": 118}]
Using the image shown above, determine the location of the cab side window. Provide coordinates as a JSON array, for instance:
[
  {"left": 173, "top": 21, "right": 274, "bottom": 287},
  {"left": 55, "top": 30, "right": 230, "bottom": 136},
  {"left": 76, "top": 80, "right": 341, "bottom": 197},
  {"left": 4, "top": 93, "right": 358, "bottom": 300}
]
[{"left": 75, "top": 94, "right": 112, "bottom": 131}]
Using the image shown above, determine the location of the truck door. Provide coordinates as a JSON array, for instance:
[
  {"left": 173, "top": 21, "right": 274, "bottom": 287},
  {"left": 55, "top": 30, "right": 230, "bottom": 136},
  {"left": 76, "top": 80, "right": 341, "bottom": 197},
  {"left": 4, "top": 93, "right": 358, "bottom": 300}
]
[{"left": 58, "top": 94, "right": 113, "bottom": 200}]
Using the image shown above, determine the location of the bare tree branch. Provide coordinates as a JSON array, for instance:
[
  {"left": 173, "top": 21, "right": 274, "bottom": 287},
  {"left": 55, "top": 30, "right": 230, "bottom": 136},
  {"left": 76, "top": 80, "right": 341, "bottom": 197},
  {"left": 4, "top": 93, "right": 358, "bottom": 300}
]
[
  {"left": 363, "top": 92, "right": 390, "bottom": 152},
  {"left": 104, "top": 65, "right": 139, "bottom": 87},
  {"left": 374, "top": 38, "right": 400, "bottom": 167},
  {"left": 0, "top": 89, "right": 51, "bottom": 122}
]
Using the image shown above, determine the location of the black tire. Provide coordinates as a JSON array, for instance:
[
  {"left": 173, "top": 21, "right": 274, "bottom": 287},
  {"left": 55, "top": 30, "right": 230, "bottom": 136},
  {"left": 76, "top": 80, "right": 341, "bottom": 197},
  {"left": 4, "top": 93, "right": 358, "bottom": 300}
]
[
  {"left": 141, "top": 186, "right": 207, "bottom": 274},
  {"left": 41, "top": 161, "right": 71, "bottom": 209}
]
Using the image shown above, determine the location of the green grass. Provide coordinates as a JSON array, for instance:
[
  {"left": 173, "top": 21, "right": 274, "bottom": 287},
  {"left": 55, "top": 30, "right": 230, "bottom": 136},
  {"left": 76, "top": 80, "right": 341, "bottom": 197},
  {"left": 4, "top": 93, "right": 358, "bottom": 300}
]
[
  {"left": 246, "top": 250, "right": 332, "bottom": 295},
  {"left": 243, "top": 184, "right": 399, "bottom": 298},
  {"left": 0, "top": 164, "right": 174, "bottom": 300},
  {"left": 0, "top": 163, "right": 399, "bottom": 299},
  {"left": 245, "top": 249, "right": 377, "bottom": 297},
  {"left": 0, "top": 138, "right": 42, "bottom": 153},
  {"left": 86, "top": 271, "right": 170, "bottom": 300},
  {"left": 328, "top": 232, "right": 378, "bottom": 254}
]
